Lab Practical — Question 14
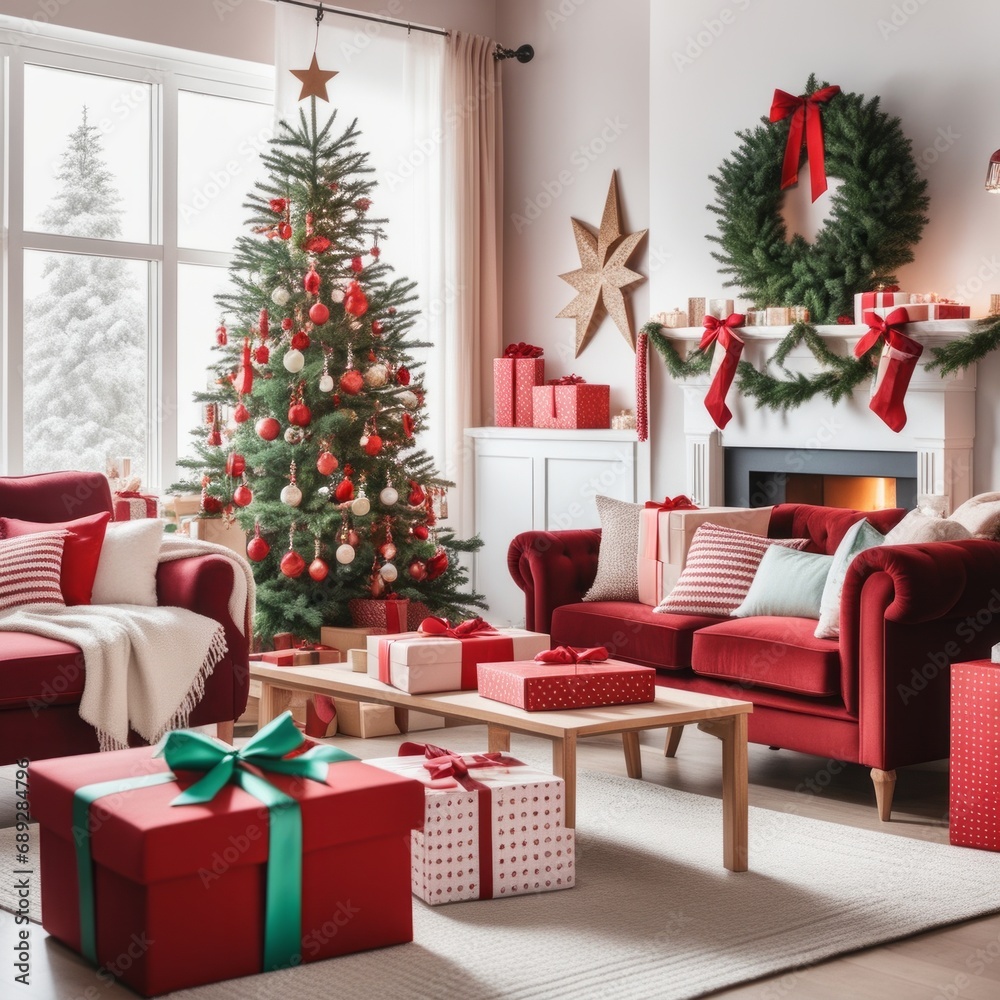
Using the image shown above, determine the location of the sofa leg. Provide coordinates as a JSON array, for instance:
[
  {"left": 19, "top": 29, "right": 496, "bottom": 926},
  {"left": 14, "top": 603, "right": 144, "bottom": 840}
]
[
  {"left": 870, "top": 768, "right": 897, "bottom": 822},
  {"left": 664, "top": 726, "right": 684, "bottom": 758},
  {"left": 216, "top": 720, "right": 235, "bottom": 745}
]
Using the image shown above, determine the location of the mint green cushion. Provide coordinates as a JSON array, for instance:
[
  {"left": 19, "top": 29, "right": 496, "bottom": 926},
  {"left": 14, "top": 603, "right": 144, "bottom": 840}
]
[
  {"left": 732, "top": 545, "right": 833, "bottom": 620},
  {"left": 814, "top": 518, "right": 885, "bottom": 639}
]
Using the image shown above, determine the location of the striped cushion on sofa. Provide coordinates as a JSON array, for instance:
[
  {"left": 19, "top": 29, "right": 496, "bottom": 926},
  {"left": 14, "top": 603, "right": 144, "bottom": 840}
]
[{"left": 0, "top": 530, "right": 67, "bottom": 611}]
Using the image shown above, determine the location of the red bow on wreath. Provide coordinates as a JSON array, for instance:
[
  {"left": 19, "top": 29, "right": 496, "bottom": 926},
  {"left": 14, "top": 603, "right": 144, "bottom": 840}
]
[
  {"left": 769, "top": 84, "right": 841, "bottom": 203},
  {"left": 699, "top": 314, "right": 746, "bottom": 429},
  {"left": 854, "top": 308, "right": 924, "bottom": 432},
  {"left": 503, "top": 342, "right": 543, "bottom": 359},
  {"left": 417, "top": 616, "right": 498, "bottom": 639},
  {"left": 548, "top": 374, "right": 586, "bottom": 385}
]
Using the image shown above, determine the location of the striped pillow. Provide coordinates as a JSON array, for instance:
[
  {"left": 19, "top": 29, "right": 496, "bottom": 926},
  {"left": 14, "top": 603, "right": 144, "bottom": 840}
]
[
  {"left": 653, "top": 522, "right": 809, "bottom": 617},
  {"left": 0, "top": 530, "right": 67, "bottom": 611}
]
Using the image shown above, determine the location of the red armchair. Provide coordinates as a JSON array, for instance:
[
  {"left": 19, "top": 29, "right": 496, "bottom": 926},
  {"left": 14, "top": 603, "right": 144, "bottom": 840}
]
[{"left": 0, "top": 471, "right": 249, "bottom": 764}]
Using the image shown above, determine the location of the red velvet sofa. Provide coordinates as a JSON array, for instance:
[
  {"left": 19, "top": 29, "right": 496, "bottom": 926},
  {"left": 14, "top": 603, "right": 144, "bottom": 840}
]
[
  {"left": 508, "top": 503, "right": 1000, "bottom": 819},
  {"left": 0, "top": 471, "right": 249, "bottom": 764}
]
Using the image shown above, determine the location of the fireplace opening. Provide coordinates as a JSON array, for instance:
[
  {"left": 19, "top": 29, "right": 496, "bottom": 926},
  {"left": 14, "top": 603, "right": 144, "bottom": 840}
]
[{"left": 725, "top": 448, "right": 918, "bottom": 510}]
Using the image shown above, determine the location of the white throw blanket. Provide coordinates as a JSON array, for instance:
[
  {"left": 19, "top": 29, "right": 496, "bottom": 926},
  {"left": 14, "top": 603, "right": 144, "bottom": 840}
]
[{"left": 0, "top": 534, "right": 256, "bottom": 751}]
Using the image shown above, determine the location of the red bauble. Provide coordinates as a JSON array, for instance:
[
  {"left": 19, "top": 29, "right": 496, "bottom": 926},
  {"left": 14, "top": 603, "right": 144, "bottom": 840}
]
[
  {"left": 254, "top": 343, "right": 270, "bottom": 364},
  {"left": 233, "top": 484, "right": 253, "bottom": 507},
  {"left": 395, "top": 366, "right": 411, "bottom": 385},
  {"left": 339, "top": 370, "right": 364, "bottom": 395},
  {"left": 269, "top": 198, "right": 287, "bottom": 214},
  {"left": 301, "top": 235, "right": 331, "bottom": 254},
  {"left": 334, "top": 478, "right": 354, "bottom": 503},
  {"left": 216, "top": 324, "right": 228, "bottom": 346},
  {"left": 363, "top": 434, "right": 383, "bottom": 456},
  {"left": 380, "top": 542, "right": 397, "bottom": 560},
  {"left": 354, "top": 197, "right": 371, "bottom": 212},
  {"left": 288, "top": 402, "right": 311, "bottom": 426},
  {"left": 246, "top": 534, "right": 270, "bottom": 562},
  {"left": 309, "top": 302, "right": 330, "bottom": 325},
  {"left": 290, "top": 331, "right": 311, "bottom": 350},
  {"left": 412, "top": 524, "right": 429, "bottom": 541},
  {"left": 303, "top": 267, "right": 321, "bottom": 295},
  {"left": 343, "top": 282, "right": 369, "bottom": 317},
  {"left": 225, "top": 453, "right": 246, "bottom": 477},
  {"left": 316, "top": 451, "right": 338, "bottom": 476},
  {"left": 351, "top": 256, "right": 363, "bottom": 273},
  {"left": 278, "top": 222, "right": 292, "bottom": 240},
  {"left": 308, "top": 557, "right": 329, "bottom": 582},
  {"left": 280, "top": 549, "right": 306, "bottom": 578},
  {"left": 370, "top": 245, "right": 381, "bottom": 258},
  {"left": 408, "top": 482, "right": 426, "bottom": 506},
  {"left": 371, "top": 319, "right": 384, "bottom": 335},
  {"left": 233, "top": 402, "right": 250, "bottom": 423},
  {"left": 281, "top": 317, "right": 294, "bottom": 331},
  {"left": 402, "top": 413, "right": 415, "bottom": 439},
  {"left": 202, "top": 495, "right": 223, "bottom": 515},
  {"left": 408, "top": 559, "right": 427, "bottom": 582},
  {"left": 207, "top": 427, "right": 222, "bottom": 447},
  {"left": 425, "top": 548, "right": 449, "bottom": 581},
  {"left": 256, "top": 417, "right": 280, "bottom": 441}
]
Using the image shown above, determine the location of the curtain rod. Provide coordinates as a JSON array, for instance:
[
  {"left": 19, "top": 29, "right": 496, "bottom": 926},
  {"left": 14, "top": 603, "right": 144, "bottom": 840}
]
[{"left": 270, "top": 0, "right": 534, "bottom": 60}]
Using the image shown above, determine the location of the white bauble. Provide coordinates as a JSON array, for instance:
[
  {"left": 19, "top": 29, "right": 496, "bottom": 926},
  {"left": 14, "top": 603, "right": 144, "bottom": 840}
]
[
  {"left": 379, "top": 562, "right": 398, "bottom": 583},
  {"left": 351, "top": 494, "right": 371, "bottom": 517},
  {"left": 280, "top": 483, "right": 302, "bottom": 507},
  {"left": 283, "top": 349, "right": 305, "bottom": 373},
  {"left": 330, "top": 288, "right": 345, "bottom": 304},
  {"left": 284, "top": 426, "right": 304, "bottom": 444},
  {"left": 336, "top": 543, "right": 356, "bottom": 564},
  {"left": 271, "top": 287, "right": 291, "bottom": 306},
  {"left": 398, "top": 390, "right": 419, "bottom": 409},
  {"left": 318, "top": 374, "right": 335, "bottom": 393},
  {"left": 379, "top": 486, "right": 399, "bottom": 506},
  {"left": 364, "top": 363, "right": 389, "bottom": 387}
]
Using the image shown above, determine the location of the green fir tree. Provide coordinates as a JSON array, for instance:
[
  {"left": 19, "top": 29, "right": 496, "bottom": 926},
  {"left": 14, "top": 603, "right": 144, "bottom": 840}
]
[{"left": 174, "top": 101, "right": 484, "bottom": 644}]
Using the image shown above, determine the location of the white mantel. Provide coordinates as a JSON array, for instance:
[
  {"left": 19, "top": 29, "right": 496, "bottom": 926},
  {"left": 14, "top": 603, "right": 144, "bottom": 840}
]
[{"left": 661, "top": 321, "right": 977, "bottom": 510}]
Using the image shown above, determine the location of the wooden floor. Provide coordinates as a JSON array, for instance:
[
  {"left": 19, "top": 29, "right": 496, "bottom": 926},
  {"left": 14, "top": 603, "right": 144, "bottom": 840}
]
[{"left": 1, "top": 723, "right": 998, "bottom": 999}]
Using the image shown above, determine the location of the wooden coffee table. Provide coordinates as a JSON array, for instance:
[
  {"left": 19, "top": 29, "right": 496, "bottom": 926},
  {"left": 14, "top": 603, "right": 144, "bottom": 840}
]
[{"left": 250, "top": 661, "right": 753, "bottom": 871}]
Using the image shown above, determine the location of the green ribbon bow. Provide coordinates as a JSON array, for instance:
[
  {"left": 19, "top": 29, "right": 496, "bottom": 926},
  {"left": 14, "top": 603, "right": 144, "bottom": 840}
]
[{"left": 72, "top": 712, "right": 356, "bottom": 970}]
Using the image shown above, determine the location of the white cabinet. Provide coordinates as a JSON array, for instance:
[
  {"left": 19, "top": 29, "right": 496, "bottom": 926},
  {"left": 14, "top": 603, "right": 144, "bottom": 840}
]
[{"left": 465, "top": 427, "right": 649, "bottom": 627}]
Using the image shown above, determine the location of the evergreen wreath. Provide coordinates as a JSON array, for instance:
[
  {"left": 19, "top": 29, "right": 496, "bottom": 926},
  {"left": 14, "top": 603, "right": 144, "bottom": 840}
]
[{"left": 707, "top": 75, "right": 930, "bottom": 324}]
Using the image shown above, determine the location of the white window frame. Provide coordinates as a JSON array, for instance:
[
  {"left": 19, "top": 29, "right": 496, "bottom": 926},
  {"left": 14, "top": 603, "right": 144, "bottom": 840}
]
[{"left": 0, "top": 15, "right": 273, "bottom": 490}]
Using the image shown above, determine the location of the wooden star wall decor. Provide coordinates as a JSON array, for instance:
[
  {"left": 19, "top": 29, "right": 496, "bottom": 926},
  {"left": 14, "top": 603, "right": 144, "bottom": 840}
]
[
  {"left": 291, "top": 53, "right": 338, "bottom": 102},
  {"left": 557, "top": 171, "right": 647, "bottom": 355}
]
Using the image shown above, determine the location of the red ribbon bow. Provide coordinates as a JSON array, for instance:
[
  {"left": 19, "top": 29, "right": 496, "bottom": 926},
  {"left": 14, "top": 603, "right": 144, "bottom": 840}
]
[
  {"left": 534, "top": 645, "right": 609, "bottom": 664},
  {"left": 503, "top": 342, "right": 543, "bottom": 359},
  {"left": 417, "top": 616, "right": 499, "bottom": 639},
  {"left": 399, "top": 741, "right": 512, "bottom": 781},
  {"left": 644, "top": 495, "right": 698, "bottom": 512},
  {"left": 548, "top": 374, "right": 586, "bottom": 385},
  {"left": 854, "top": 308, "right": 912, "bottom": 357},
  {"left": 699, "top": 314, "right": 746, "bottom": 429},
  {"left": 769, "top": 85, "right": 841, "bottom": 203},
  {"left": 115, "top": 490, "right": 144, "bottom": 499}
]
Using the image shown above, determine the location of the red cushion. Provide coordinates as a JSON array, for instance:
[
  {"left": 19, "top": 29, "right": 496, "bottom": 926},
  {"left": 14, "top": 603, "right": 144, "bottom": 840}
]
[
  {"left": 0, "top": 632, "right": 84, "bottom": 707},
  {"left": 0, "top": 510, "right": 110, "bottom": 605},
  {"left": 691, "top": 617, "right": 842, "bottom": 698},
  {"left": 551, "top": 601, "right": 726, "bottom": 671}
]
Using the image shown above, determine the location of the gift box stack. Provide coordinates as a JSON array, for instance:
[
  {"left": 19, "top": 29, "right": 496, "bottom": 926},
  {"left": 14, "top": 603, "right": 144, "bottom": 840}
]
[
  {"left": 494, "top": 342, "right": 544, "bottom": 427},
  {"left": 368, "top": 617, "right": 550, "bottom": 693},
  {"left": 854, "top": 290, "right": 971, "bottom": 324},
  {"left": 106, "top": 459, "right": 159, "bottom": 521},
  {"left": 348, "top": 597, "right": 409, "bottom": 633},
  {"left": 28, "top": 716, "right": 425, "bottom": 996},
  {"left": 365, "top": 745, "right": 575, "bottom": 905},
  {"left": 532, "top": 374, "right": 610, "bottom": 430}
]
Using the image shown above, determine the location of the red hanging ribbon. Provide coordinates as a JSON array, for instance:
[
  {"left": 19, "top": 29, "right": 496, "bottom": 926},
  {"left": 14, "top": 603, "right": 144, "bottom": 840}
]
[
  {"left": 769, "top": 85, "right": 841, "bottom": 203},
  {"left": 699, "top": 314, "right": 746, "bottom": 429},
  {"left": 234, "top": 337, "right": 254, "bottom": 395},
  {"left": 417, "top": 616, "right": 499, "bottom": 639},
  {"left": 636, "top": 330, "right": 649, "bottom": 443},
  {"left": 534, "top": 645, "right": 609, "bottom": 664},
  {"left": 502, "top": 342, "right": 543, "bottom": 359},
  {"left": 644, "top": 495, "right": 698, "bottom": 512},
  {"left": 547, "top": 374, "right": 586, "bottom": 385}
]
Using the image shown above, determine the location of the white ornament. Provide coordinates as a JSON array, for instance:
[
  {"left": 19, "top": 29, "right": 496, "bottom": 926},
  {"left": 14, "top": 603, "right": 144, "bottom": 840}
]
[
  {"left": 283, "top": 349, "right": 305, "bottom": 373},
  {"left": 336, "top": 543, "right": 356, "bottom": 564},
  {"left": 364, "top": 363, "right": 389, "bottom": 388},
  {"left": 379, "top": 562, "right": 398, "bottom": 583},
  {"left": 380, "top": 486, "right": 399, "bottom": 506},
  {"left": 351, "top": 494, "right": 371, "bottom": 517},
  {"left": 359, "top": 434, "right": 369, "bottom": 447},
  {"left": 318, "top": 374, "right": 335, "bottom": 393},
  {"left": 349, "top": 319, "right": 362, "bottom": 331},
  {"left": 331, "top": 288, "right": 345, "bottom": 304},
  {"left": 284, "top": 426, "right": 304, "bottom": 444},
  {"left": 280, "top": 483, "right": 302, "bottom": 507},
  {"left": 271, "top": 287, "right": 291, "bottom": 306},
  {"left": 398, "top": 390, "right": 419, "bottom": 409}
]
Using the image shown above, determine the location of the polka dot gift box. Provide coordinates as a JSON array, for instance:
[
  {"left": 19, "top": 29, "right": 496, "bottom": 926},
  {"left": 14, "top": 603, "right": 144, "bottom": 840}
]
[
  {"left": 364, "top": 746, "right": 575, "bottom": 905},
  {"left": 531, "top": 377, "right": 610, "bottom": 429}
]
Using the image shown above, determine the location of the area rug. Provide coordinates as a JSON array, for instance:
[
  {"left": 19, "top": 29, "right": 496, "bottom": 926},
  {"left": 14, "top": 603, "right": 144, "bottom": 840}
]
[{"left": 2, "top": 768, "right": 999, "bottom": 1000}]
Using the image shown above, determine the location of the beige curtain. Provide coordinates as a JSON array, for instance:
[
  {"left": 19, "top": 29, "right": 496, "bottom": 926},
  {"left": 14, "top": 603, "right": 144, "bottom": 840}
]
[{"left": 443, "top": 33, "right": 503, "bottom": 536}]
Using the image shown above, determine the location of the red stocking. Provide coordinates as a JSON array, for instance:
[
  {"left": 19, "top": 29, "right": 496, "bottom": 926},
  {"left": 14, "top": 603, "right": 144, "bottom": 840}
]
[
  {"left": 870, "top": 332, "right": 923, "bottom": 432},
  {"left": 700, "top": 314, "right": 746, "bottom": 429}
]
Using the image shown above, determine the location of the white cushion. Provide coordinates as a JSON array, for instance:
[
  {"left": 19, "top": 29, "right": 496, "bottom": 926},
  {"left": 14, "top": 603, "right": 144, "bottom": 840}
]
[
  {"left": 583, "top": 495, "right": 642, "bottom": 602},
  {"left": 733, "top": 546, "right": 833, "bottom": 620},
  {"left": 91, "top": 519, "right": 164, "bottom": 606},
  {"left": 0, "top": 530, "right": 66, "bottom": 611},
  {"left": 883, "top": 510, "right": 971, "bottom": 545},
  {"left": 950, "top": 493, "right": 1000, "bottom": 539},
  {"left": 814, "top": 518, "right": 885, "bottom": 639}
]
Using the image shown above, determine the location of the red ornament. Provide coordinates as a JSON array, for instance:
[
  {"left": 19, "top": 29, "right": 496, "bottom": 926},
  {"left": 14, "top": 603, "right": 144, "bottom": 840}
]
[
  {"left": 425, "top": 548, "right": 449, "bottom": 581},
  {"left": 402, "top": 413, "right": 415, "bottom": 439},
  {"left": 269, "top": 198, "right": 287, "bottom": 214},
  {"left": 317, "top": 450, "right": 338, "bottom": 476},
  {"left": 387, "top": 306, "right": 397, "bottom": 315},
  {"left": 370, "top": 245, "right": 380, "bottom": 258},
  {"left": 371, "top": 319, "right": 384, "bottom": 335},
  {"left": 278, "top": 222, "right": 292, "bottom": 240},
  {"left": 395, "top": 366, "right": 411, "bottom": 385},
  {"left": 225, "top": 453, "right": 246, "bottom": 477},
  {"left": 412, "top": 524, "right": 429, "bottom": 541},
  {"left": 256, "top": 417, "right": 280, "bottom": 441},
  {"left": 280, "top": 549, "right": 306, "bottom": 578},
  {"left": 301, "top": 235, "right": 331, "bottom": 254},
  {"left": 309, "top": 302, "right": 330, "bottom": 325},
  {"left": 303, "top": 265, "right": 321, "bottom": 295},
  {"left": 233, "top": 402, "right": 250, "bottom": 423},
  {"left": 339, "top": 369, "right": 364, "bottom": 395},
  {"left": 288, "top": 402, "right": 312, "bottom": 426},
  {"left": 206, "top": 426, "right": 222, "bottom": 447},
  {"left": 258, "top": 308, "right": 269, "bottom": 339},
  {"left": 254, "top": 342, "right": 270, "bottom": 365},
  {"left": 363, "top": 434, "right": 383, "bottom": 456},
  {"left": 247, "top": 533, "right": 270, "bottom": 562},
  {"left": 234, "top": 339, "right": 253, "bottom": 395},
  {"left": 201, "top": 495, "right": 223, "bottom": 515},
  {"left": 290, "top": 330, "right": 311, "bottom": 350},
  {"left": 233, "top": 484, "right": 253, "bottom": 507},
  {"left": 215, "top": 324, "right": 228, "bottom": 346},
  {"left": 308, "top": 557, "right": 330, "bottom": 582},
  {"left": 408, "top": 559, "right": 427, "bottom": 582},
  {"left": 335, "top": 478, "right": 355, "bottom": 503},
  {"left": 343, "top": 281, "right": 368, "bottom": 317},
  {"left": 347, "top": 529, "right": 360, "bottom": 547},
  {"left": 351, "top": 256, "right": 363, "bottom": 273},
  {"left": 281, "top": 317, "right": 294, "bottom": 331},
  {"left": 354, "top": 197, "right": 371, "bottom": 212}
]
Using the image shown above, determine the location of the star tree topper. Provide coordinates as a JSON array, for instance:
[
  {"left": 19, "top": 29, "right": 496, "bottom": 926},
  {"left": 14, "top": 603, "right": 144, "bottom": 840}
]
[
  {"left": 291, "top": 53, "right": 338, "bottom": 102},
  {"left": 557, "top": 171, "right": 647, "bottom": 355}
]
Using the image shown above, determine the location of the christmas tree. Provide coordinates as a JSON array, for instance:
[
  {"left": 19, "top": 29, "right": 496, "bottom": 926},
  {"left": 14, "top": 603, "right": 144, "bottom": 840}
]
[
  {"left": 24, "top": 108, "right": 146, "bottom": 475},
  {"left": 174, "top": 100, "right": 484, "bottom": 643}
]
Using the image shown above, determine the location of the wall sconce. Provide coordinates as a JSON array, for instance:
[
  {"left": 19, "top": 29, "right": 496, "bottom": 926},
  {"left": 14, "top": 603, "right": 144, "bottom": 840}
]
[{"left": 986, "top": 149, "right": 1000, "bottom": 192}]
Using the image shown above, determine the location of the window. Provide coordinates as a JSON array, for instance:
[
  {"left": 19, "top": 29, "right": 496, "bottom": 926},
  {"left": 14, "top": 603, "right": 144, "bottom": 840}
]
[{"left": 0, "top": 18, "right": 273, "bottom": 489}]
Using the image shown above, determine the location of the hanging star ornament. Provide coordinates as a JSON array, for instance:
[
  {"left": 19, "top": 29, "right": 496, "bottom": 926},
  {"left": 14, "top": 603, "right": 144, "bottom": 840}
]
[
  {"left": 291, "top": 53, "right": 338, "bottom": 103},
  {"left": 557, "top": 171, "right": 647, "bottom": 355}
]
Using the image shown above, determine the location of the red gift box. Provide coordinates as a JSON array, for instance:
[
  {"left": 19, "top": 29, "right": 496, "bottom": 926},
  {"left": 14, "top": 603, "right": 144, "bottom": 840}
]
[
  {"left": 494, "top": 357, "right": 545, "bottom": 427},
  {"left": 477, "top": 656, "right": 656, "bottom": 711},
  {"left": 531, "top": 383, "right": 610, "bottom": 429},
  {"left": 348, "top": 597, "right": 409, "bottom": 633},
  {"left": 29, "top": 744, "right": 425, "bottom": 995},
  {"left": 853, "top": 290, "right": 911, "bottom": 324},
  {"left": 928, "top": 303, "right": 971, "bottom": 320},
  {"left": 112, "top": 491, "right": 159, "bottom": 521},
  {"left": 950, "top": 659, "right": 1000, "bottom": 851}
]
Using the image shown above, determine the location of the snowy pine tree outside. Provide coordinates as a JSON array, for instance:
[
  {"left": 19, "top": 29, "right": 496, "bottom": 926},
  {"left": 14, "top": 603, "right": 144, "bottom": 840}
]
[{"left": 22, "top": 109, "right": 147, "bottom": 477}]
